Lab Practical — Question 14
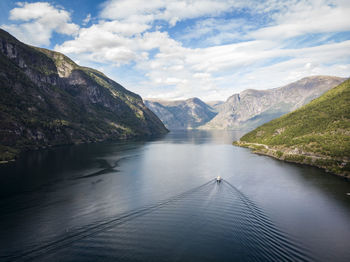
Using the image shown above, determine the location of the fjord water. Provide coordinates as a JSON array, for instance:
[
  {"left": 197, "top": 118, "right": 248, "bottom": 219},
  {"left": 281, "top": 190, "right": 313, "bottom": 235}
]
[{"left": 0, "top": 131, "right": 349, "bottom": 261}]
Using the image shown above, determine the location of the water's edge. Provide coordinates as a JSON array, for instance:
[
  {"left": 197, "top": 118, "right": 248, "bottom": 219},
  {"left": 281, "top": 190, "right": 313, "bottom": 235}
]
[{"left": 233, "top": 141, "right": 350, "bottom": 180}]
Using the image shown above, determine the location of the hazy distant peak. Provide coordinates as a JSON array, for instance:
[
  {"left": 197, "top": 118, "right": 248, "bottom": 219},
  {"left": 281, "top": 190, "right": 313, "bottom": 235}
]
[
  {"left": 185, "top": 97, "right": 201, "bottom": 103},
  {"left": 202, "top": 75, "right": 346, "bottom": 131},
  {"left": 144, "top": 98, "right": 216, "bottom": 130},
  {"left": 145, "top": 76, "right": 346, "bottom": 132}
]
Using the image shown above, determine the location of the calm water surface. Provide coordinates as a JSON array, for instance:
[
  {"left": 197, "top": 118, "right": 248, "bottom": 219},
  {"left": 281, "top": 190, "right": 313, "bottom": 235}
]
[{"left": 0, "top": 130, "right": 349, "bottom": 261}]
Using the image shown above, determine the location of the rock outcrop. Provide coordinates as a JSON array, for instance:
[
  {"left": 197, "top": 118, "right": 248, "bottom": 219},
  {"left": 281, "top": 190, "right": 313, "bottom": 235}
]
[
  {"left": 202, "top": 76, "right": 346, "bottom": 131},
  {"left": 0, "top": 29, "right": 167, "bottom": 161}
]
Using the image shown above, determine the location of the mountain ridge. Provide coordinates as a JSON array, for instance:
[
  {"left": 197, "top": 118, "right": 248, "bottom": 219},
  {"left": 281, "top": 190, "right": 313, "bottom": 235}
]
[
  {"left": 202, "top": 75, "right": 346, "bottom": 131},
  {"left": 144, "top": 97, "right": 217, "bottom": 130},
  {"left": 234, "top": 78, "right": 350, "bottom": 178},
  {"left": 0, "top": 29, "right": 168, "bottom": 162},
  {"left": 146, "top": 76, "right": 345, "bottom": 131}
]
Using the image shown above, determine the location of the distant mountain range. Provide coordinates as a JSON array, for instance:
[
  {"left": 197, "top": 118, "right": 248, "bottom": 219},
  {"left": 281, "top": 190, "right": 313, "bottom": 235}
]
[
  {"left": 203, "top": 76, "right": 345, "bottom": 131},
  {"left": 235, "top": 78, "right": 350, "bottom": 178},
  {"left": 0, "top": 29, "right": 167, "bottom": 162},
  {"left": 144, "top": 98, "right": 217, "bottom": 130},
  {"left": 146, "top": 76, "right": 345, "bottom": 131}
]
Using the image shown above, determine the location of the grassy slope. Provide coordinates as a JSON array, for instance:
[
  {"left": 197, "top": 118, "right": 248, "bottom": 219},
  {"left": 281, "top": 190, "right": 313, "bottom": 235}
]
[{"left": 235, "top": 79, "right": 350, "bottom": 178}]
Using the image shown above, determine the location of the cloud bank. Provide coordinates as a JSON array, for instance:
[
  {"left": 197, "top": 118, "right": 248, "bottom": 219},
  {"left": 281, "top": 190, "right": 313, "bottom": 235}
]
[
  {"left": 2, "top": 2, "right": 79, "bottom": 46},
  {"left": 2, "top": 0, "right": 350, "bottom": 100}
]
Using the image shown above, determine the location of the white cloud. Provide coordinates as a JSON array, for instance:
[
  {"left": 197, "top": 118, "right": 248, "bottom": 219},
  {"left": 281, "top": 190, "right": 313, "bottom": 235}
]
[
  {"left": 100, "top": 0, "right": 239, "bottom": 25},
  {"left": 22, "top": 0, "right": 350, "bottom": 100},
  {"left": 82, "top": 14, "right": 91, "bottom": 25},
  {"left": 54, "top": 23, "right": 177, "bottom": 65},
  {"left": 132, "top": 37, "right": 350, "bottom": 100},
  {"left": 251, "top": 0, "right": 350, "bottom": 40},
  {"left": 2, "top": 2, "right": 79, "bottom": 46},
  {"left": 179, "top": 17, "right": 250, "bottom": 46}
]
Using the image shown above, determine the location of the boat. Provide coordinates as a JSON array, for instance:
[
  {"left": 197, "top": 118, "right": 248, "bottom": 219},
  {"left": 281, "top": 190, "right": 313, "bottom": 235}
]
[{"left": 216, "top": 176, "right": 222, "bottom": 182}]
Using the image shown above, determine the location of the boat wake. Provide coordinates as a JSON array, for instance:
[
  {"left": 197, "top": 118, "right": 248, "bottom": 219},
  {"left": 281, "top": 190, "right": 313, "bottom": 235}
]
[{"left": 4, "top": 179, "right": 312, "bottom": 262}]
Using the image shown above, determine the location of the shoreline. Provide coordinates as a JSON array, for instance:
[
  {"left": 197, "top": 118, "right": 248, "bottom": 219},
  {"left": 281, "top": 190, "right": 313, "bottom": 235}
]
[
  {"left": 233, "top": 141, "right": 350, "bottom": 180},
  {"left": 0, "top": 132, "right": 168, "bottom": 165}
]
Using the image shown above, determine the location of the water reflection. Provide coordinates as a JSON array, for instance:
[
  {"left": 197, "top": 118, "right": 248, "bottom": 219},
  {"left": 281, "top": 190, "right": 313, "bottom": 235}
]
[
  {"left": 159, "top": 129, "right": 244, "bottom": 144},
  {"left": 0, "top": 130, "right": 349, "bottom": 261}
]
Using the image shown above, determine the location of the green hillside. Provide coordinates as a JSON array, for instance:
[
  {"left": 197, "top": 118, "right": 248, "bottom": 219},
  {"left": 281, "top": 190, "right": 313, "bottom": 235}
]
[
  {"left": 0, "top": 29, "right": 167, "bottom": 162},
  {"left": 234, "top": 78, "right": 350, "bottom": 178}
]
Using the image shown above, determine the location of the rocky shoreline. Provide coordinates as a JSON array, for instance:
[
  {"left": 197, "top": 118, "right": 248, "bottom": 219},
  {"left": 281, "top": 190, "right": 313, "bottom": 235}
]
[{"left": 233, "top": 141, "right": 350, "bottom": 179}]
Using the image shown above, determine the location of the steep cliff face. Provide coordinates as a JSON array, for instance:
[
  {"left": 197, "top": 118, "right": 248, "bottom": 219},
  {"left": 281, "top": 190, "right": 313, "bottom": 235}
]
[
  {"left": 144, "top": 98, "right": 217, "bottom": 130},
  {"left": 203, "top": 76, "right": 346, "bottom": 131},
  {"left": 0, "top": 29, "right": 167, "bottom": 161}
]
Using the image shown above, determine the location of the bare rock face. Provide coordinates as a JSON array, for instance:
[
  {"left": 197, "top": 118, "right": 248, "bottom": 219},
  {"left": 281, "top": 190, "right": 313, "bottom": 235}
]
[
  {"left": 144, "top": 98, "right": 217, "bottom": 130},
  {"left": 0, "top": 29, "right": 167, "bottom": 161},
  {"left": 202, "top": 76, "right": 346, "bottom": 131},
  {"left": 144, "top": 76, "right": 345, "bottom": 132}
]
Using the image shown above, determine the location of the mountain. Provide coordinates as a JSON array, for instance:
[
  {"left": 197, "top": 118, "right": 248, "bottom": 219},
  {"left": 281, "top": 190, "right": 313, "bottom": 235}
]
[
  {"left": 234, "top": 78, "right": 350, "bottom": 178},
  {"left": 0, "top": 29, "right": 167, "bottom": 162},
  {"left": 144, "top": 98, "right": 217, "bottom": 130},
  {"left": 145, "top": 76, "right": 344, "bottom": 131},
  {"left": 205, "top": 100, "right": 224, "bottom": 111},
  {"left": 202, "top": 76, "right": 346, "bottom": 131}
]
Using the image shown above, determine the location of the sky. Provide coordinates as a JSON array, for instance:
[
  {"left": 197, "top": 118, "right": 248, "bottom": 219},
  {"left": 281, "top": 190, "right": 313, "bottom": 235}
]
[{"left": 1, "top": 0, "right": 350, "bottom": 101}]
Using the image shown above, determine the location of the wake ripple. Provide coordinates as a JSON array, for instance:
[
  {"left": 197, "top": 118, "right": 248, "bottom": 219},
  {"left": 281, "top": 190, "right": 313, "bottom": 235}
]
[{"left": 5, "top": 179, "right": 313, "bottom": 262}]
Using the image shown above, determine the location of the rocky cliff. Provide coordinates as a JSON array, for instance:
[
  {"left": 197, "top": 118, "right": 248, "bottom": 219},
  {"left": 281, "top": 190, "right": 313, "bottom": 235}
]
[
  {"left": 0, "top": 29, "right": 167, "bottom": 162},
  {"left": 144, "top": 98, "right": 217, "bottom": 130},
  {"left": 202, "top": 76, "right": 346, "bottom": 131}
]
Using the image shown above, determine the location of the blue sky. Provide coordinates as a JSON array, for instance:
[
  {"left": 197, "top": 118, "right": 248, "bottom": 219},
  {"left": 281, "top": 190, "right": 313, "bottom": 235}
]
[{"left": 1, "top": 0, "right": 350, "bottom": 100}]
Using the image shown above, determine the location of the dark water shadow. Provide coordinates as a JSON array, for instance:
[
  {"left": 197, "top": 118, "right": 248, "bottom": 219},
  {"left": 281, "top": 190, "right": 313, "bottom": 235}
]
[{"left": 4, "top": 180, "right": 312, "bottom": 262}]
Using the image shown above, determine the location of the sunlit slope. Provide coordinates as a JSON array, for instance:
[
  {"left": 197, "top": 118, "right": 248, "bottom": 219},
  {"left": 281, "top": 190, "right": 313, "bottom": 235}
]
[
  {"left": 235, "top": 78, "right": 350, "bottom": 177},
  {"left": 0, "top": 29, "right": 167, "bottom": 162}
]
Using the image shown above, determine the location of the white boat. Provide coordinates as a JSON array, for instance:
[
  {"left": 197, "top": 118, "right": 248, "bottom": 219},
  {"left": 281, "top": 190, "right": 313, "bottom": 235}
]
[{"left": 216, "top": 176, "right": 222, "bottom": 182}]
